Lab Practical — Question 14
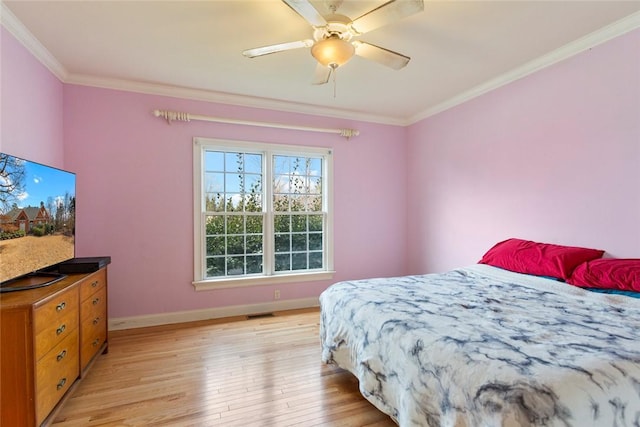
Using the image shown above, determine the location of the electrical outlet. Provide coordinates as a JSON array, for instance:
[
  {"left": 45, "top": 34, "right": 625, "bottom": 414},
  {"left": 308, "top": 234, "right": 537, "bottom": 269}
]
[{"left": 274, "top": 289, "right": 281, "bottom": 300}]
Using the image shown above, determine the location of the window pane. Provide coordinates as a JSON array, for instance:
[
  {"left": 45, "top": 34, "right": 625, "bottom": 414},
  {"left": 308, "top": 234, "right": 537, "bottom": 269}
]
[
  {"left": 246, "top": 235, "right": 262, "bottom": 254},
  {"left": 308, "top": 215, "right": 322, "bottom": 232},
  {"left": 205, "top": 193, "right": 225, "bottom": 212},
  {"left": 291, "top": 176, "right": 306, "bottom": 194},
  {"left": 205, "top": 151, "right": 224, "bottom": 172},
  {"left": 275, "top": 234, "right": 290, "bottom": 253},
  {"left": 273, "top": 156, "right": 290, "bottom": 175},
  {"left": 226, "top": 256, "right": 244, "bottom": 275},
  {"left": 226, "top": 152, "right": 243, "bottom": 171},
  {"left": 307, "top": 195, "right": 322, "bottom": 212},
  {"left": 226, "top": 216, "right": 243, "bottom": 234},
  {"left": 273, "top": 194, "right": 289, "bottom": 212},
  {"left": 291, "top": 215, "right": 306, "bottom": 232},
  {"left": 275, "top": 253, "right": 290, "bottom": 271},
  {"left": 206, "top": 236, "right": 225, "bottom": 256},
  {"left": 273, "top": 174, "right": 290, "bottom": 194},
  {"left": 220, "top": 194, "right": 241, "bottom": 212},
  {"left": 246, "top": 255, "right": 263, "bottom": 274},
  {"left": 309, "top": 252, "right": 323, "bottom": 269},
  {"left": 289, "top": 195, "right": 306, "bottom": 212},
  {"left": 204, "top": 172, "right": 224, "bottom": 193},
  {"left": 292, "top": 234, "right": 307, "bottom": 252},
  {"left": 245, "top": 193, "right": 262, "bottom": 212},
  {"left": 292, "top": 253, "right": 307, "bottom": 270},
  {"left": 309, "top": 176, "right": 322, "bottom": 194},
  {"left": 246, "top": 216, "right": 263, "bottom": 234},
  {"left": 308, "top": 158, "right": 322, "bottom": 176},
  {"left": 225, "top": 173, "right": 242, "bottom": 193},
  {"left": 245, "top": 174, "right": 262, "bottom": 192},
  {"left": 274, "top": 215, "right": 290, "bottom": 233},
  {"left": 245, "top": 154, "right": 262, "bottom": 174},
  {"left": 206, "top": 257, "right": 225, "bottom": 277},
  {"left": 205, "top": 216, "right": 224, "bottom": 234},
  {"left": 227, "top": 236, "right": 244, "bottom": 255},
  {"left": 309, "top": 233, "right": 322, "bottom": 251}
]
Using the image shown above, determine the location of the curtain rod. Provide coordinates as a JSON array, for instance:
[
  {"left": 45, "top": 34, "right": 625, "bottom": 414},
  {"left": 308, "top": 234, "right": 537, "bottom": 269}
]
[{"left": 152, "top": 109, "right": 359, "bottom": 140}]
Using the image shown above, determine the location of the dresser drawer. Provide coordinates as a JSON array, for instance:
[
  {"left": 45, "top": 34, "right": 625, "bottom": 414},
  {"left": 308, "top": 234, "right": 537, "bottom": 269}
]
[
  {"left": 81, "top": 285, "right": 107, "bottom": 322},
  {"left": 35, "top": 328, "right": 79, "bottom": 425},
  {"left": 34, "top": 286, "right": 78, "bottom": 336},
  {"left": 79, "top": 269, "right": 107, "bottom": 302},
  {"left": 80, "top": 284, "right": 107, "bottom": 370},
  {"left": 81, "top": 315, "right": 107, "bottom": 370},
  {"left": 34, "top": 294, "right": 79, "bottom": 361}
]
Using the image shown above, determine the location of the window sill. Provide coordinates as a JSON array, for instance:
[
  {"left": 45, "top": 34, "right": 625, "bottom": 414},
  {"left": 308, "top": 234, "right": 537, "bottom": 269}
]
[{"left": 192, "top": 271, "right": 336, "bottom": 291}]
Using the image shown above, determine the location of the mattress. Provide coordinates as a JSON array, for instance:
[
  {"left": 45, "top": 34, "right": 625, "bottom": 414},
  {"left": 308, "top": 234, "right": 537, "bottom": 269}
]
[{"left": 319, "top": 264, "right": 640, "bottom": 427}]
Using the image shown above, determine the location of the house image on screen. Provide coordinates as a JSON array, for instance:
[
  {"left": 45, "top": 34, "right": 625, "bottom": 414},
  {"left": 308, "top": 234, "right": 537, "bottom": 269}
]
[{"left": 1, "top": 204, "right": 50, "bottom": 234}]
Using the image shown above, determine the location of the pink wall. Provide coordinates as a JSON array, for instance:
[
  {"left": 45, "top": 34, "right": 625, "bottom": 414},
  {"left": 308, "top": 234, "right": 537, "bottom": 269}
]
[
  {"left": 1, "top": 28, "right": 64, "bottom": 167},
  {"left": 406, "top": 29, "right": 640, "bottom": 274},
  {"left": 62, "top": 86, "right": 408, "bottom": 317}
]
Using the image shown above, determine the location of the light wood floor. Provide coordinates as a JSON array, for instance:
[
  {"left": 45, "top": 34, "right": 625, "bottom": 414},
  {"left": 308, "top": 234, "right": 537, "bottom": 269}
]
[{"left": 52, "top": 308, "right": 396, "bottom": 426}]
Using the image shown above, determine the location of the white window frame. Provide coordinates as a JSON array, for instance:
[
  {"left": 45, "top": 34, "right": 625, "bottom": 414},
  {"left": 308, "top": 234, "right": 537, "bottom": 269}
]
[{"left": 193, "top": 137, "right": 334, "bottom": 290}]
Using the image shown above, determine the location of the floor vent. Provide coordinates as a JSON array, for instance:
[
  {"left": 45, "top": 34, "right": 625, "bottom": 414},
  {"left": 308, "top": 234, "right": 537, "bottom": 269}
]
[{"left": 246, "top": 313, "right": 274, "bottom": 320}]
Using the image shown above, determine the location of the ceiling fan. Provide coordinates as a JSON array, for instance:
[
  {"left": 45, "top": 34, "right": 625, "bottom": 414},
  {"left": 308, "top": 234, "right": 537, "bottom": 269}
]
[{"left": 242, "top": 0, "right": 424, "bottom": 85}]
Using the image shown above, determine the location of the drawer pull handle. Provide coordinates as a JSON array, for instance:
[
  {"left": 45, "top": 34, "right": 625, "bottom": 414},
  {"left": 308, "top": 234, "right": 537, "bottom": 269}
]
[
  {"left": 92, "top": 338, "right": 101, "bottom": 347},
  {"left": 93, "top": 317, "right": 100, "bottom": 325},
  {"left": 56, "top": 350, "right": 67, "bottom": 361},
  {"left": 56, "top": 324, "right": 66, "bottom": 335},
  {"left": 56, "top": 378, "right": 67, "bottom": 390},
  {"left": 91, "top": 280, "right": 99, "bottom": 288},
  {"left": 56, "top": 302, "right": 66, "bottom": 312},
  {"left": 92, "top": 297, "right": 100, "bottom": 305}
]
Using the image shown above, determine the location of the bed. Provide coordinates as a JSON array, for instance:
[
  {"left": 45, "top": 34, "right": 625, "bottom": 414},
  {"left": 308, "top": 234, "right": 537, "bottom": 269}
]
[{"left": 319, "top": 261, "right": 640, "bottom": 427}]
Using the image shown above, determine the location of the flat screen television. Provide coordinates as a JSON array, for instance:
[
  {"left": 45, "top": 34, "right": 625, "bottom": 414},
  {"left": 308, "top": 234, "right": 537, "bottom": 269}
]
[{"left": 0, "top": 152, "right": 76, "bottom": 292}]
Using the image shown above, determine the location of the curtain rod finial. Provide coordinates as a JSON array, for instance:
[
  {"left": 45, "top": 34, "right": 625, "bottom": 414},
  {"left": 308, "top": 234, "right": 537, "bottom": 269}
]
[
  {"left": 340, "top": 129, "right": 359, "bottom": 140},
  {"left": 152, "top": 109, "right": 191, "bottom": 124}
]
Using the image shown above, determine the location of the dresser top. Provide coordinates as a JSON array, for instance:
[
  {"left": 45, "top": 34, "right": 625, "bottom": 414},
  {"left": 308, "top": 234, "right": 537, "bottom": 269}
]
[{"left": 0, "top": 270, "right": 102, "bottom": 309}]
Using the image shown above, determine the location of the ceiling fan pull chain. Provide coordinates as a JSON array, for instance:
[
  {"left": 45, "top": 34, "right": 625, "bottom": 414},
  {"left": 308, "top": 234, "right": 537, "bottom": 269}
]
[
  {"left": 331, "top": 64, "right": 338, "bottom": 98},
  {"left": 333, "top": 69, "right": 337, "bottom": 98}
]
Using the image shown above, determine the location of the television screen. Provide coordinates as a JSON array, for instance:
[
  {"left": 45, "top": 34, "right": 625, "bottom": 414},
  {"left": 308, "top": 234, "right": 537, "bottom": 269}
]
[{"left": 0, "top": 152, "right": 76, "bottom": 286}]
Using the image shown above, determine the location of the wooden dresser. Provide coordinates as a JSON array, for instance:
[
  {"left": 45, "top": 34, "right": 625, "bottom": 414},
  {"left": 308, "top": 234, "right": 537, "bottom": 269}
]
[{"left": 1, "top": 268, "right": 108, "bottom": 426}]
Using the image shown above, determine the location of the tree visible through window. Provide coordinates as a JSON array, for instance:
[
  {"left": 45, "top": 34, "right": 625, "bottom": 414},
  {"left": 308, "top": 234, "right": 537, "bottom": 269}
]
[
  {"left": 204, "top": 151, "right": 263, "bottom": 277},
  {"left": 194, "top": 138, "right": 333, "bottom": 286},
  {"left": 273, "top": 155, "right": 324, "bottom": 272}
]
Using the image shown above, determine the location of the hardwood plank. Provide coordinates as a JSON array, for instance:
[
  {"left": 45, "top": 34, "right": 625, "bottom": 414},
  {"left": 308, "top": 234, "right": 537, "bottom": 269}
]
[{"left": 51, "top": 309, "right": 396, "bottom": 426}]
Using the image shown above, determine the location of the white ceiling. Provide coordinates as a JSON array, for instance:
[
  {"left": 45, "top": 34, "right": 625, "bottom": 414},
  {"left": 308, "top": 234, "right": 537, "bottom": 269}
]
[{"left": 3, "top": 1, "right": 640, "bottom": 125}]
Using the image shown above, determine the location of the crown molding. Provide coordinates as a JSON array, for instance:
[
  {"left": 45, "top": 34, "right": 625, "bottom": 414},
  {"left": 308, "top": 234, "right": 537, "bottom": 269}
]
[
  {"left": 407, "top": 11, "right": 640, "bottom": 125},
  {"left": 1, "top": 2, "right": 67, "bottom": 81},
  {"left": 64, "top": 73, "right": 406, "bottom": 126}
]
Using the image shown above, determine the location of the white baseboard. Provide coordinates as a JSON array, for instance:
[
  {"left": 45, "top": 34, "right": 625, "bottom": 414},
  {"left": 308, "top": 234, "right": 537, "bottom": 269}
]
[{"left": 108, "top": 297, "right": 319, "bottom": 331}]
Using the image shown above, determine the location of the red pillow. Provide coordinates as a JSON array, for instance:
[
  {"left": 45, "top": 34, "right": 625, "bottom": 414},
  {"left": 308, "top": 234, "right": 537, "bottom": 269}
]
[
  {"left": 568, "top": 259, "right": 640, "bottom": 292},
  {"left": 478, "top": 238, "right": 604, "bottom": 280}
]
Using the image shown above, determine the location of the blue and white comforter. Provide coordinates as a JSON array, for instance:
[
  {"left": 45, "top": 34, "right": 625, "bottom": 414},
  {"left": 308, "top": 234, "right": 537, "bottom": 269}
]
[{"left": 319, "top": 264, "right": 640, "bottom": 427}]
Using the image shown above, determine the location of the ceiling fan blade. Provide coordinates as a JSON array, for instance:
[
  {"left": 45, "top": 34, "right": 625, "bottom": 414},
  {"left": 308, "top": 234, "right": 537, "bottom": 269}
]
[
  {"left": 282, "top": 0, "right": 327, "bottom": 27},
  {"left": 243, "top": 40, "right": 313, "bottom": 58},
  {"left": 351, "top": 0, "right": 424, "bottom": 35},
  {"left": 353, "top": 41, "right": 410, "bottom": 70},
  {"left": 312, "top": 63, "right": 332, "bottom": 85}
]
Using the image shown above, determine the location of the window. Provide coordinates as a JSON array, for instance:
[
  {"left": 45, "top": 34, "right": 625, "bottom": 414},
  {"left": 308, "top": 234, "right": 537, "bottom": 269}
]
[{"left": 193, "top": 138, "right": 334, "bottom": 289}]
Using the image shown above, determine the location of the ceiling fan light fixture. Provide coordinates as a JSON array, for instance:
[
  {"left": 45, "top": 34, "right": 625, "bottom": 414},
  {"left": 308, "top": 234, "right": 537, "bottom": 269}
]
[{"left": 311, "top": 35, "right": 355, "bottom": 68}]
